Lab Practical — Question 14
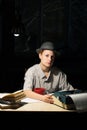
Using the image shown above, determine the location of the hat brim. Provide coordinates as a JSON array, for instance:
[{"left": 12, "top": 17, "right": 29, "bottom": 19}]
[
  {"left": 36, "top": 49, "right": 41, "bottom": 54},
  {"left": 36, "top": 48, "right": 60, "bottom": 56}
]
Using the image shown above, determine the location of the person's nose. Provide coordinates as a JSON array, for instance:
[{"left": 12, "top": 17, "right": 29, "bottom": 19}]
[{"left": 48, "top": 56, "right": 52, "bottom": 61}]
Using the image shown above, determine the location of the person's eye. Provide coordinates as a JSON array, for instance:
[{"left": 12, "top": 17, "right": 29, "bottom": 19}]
[
  {"left": 45, "top": 54, "right": 49, "bottom": 57},
  {"left": 51, "top": 56, "right": 55, "bottom": 60}
]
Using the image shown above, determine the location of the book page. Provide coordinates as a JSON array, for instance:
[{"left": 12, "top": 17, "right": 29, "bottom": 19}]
[
  {"left": 68, "top": 92, "right": 87, "bottom": 112},
  {"left": 0, "top": 90, "right": 23, "bottom": 98},
  {"left": 0, "top": 93, "right": 10, "bottom": 98},
  {"left": 21, "top": 97, "right": 43, "bottom": 103}
]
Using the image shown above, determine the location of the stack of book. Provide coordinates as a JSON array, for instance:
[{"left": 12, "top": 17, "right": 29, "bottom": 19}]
[{"left": 0, "top": 90, "right": 26, "bottom": 109}]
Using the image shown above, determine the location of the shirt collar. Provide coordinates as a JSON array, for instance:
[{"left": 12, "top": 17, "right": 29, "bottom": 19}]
[{"left": 38, "top": 64, "right": 51, "bottom": 79}]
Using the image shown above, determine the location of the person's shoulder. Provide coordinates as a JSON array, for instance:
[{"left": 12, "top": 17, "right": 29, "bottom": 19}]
[
  {"left": 26, "top": 64, "right": 39, "bottom": 71},
  {"left": 52, "top": 66, "right": 61, "bottom": 71},
  {"left": 52, "top": 66, "right": 65, "bottom": 75},
  {"left": 31, "top": 64, "right": 39, "bottom": 68}
]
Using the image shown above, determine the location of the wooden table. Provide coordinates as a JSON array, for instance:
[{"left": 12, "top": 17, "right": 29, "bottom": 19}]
[{"left": 0, "top": 101, "right": 75, "bottom": 112}]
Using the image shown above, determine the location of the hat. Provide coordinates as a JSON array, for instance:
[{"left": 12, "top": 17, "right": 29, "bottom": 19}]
[{"left": 36, "top": 41, "right": 59, "bottom": 56}]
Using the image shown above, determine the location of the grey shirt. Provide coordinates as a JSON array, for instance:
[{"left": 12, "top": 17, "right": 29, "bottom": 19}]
[{"left": 23, "top": 64, "right": 74, "bottom": 93}]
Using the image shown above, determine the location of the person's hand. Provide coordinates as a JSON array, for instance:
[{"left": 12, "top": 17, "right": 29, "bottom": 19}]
[{"left": 41, "top": 94, "right": 54, "bottom": 104}]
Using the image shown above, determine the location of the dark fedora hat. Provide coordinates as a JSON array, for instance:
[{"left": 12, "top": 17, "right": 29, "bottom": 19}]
[{"left": 36, "top": 41, "right": 59, "bottom": 56}]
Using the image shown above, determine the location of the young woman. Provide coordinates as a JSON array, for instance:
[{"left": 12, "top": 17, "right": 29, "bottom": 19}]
[{"left": 23, "top": 41, "right": 74, "bottom": 104}]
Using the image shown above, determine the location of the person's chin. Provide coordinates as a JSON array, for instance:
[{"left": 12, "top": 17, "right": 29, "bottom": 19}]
[{"left": 46, "top": 64, "right": 52, "bottom": 67}]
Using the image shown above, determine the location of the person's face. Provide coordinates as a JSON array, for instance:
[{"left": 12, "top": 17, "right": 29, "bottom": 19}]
[{"left": 39, "top": 50, "right": 55, "bottom": 68}]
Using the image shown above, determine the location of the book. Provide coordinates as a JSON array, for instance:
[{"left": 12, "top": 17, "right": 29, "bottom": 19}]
[
  {"left": 52, "top": 89, "right": 85, "bottom": 110},
  {"left": 0, "top": 102, "right": 25, "bottom": 109},
  {"left": 0, "top": 90, "right": 26, "bottom": 109}
]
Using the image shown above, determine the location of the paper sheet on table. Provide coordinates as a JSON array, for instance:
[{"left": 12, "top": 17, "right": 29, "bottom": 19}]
[
  {"left": 21, "top": 97, "right": 42, "bottom": 103},
  {"left": 69, "top": 93, "right": 87, "bottom": 112}
]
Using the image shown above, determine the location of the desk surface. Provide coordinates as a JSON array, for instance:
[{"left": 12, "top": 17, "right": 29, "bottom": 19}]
[
  {"left": 0, "top": 93, "right": 76, "bottom": 111},
  {"left": 17, "top": 102, "right": 74, "bottom": 111},
  {"left": 0, "top": 101, "right": 75, "bottom": 112}
]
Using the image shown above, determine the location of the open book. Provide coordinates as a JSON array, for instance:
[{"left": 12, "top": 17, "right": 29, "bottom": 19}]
[
  {"left": 52, "top": 89, "right": 87, "bottom": 111},
  {"left": 0, "top": 90, "right": 26, "bottom": 109}
]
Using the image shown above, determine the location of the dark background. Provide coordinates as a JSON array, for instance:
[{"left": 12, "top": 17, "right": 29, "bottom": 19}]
[{"left": 0, "top": 0, "right": 87, "bottom": 92}]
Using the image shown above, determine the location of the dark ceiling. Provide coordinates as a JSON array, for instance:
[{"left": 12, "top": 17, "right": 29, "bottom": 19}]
[{"left": 0, "top": 0, "right": 87, "bottom": 58}]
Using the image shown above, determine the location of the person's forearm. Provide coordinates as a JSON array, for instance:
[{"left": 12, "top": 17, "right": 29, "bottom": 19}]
[{"left": 24, "top": 90, "right": 44, "bottom": 101}]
